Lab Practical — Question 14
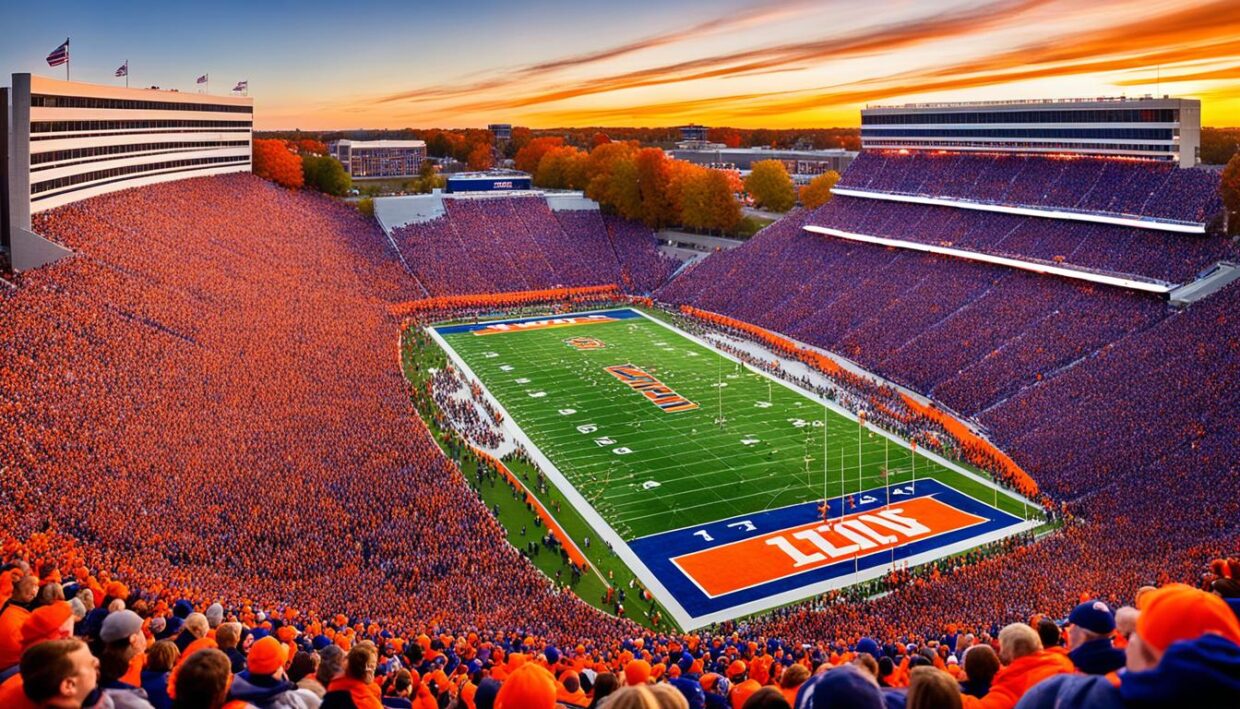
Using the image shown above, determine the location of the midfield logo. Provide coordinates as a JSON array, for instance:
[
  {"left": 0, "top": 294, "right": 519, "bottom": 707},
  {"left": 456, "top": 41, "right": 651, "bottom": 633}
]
[
  {"left": 565, "top": 336, "right": 607, "bottom": 350},
  {"left": 604, "top": 364, "right": 699, "bottom": 413}
]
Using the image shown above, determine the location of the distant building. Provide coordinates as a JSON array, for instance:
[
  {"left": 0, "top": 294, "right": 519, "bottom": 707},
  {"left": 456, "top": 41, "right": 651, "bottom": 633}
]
[
  {"left": 330, "top": 139, "right": 426, "bottom": 179},
  {"left": 679, "top": 124, "right": 709, "bottom": 142},
  {"left": 3, "top": 73, "right": 252, "bottom": 271},
  {"left": 861, "top": 96, "right": 1201, "bottom": 167},
  {"left": 488, "top": 123, "right": 513, "bottom": 142},
  {"left": 445, "top": 170, "right": 532, "bottom": 193},
  {"left": 669, "top": 147, "right": 857, "bottom": 184}
]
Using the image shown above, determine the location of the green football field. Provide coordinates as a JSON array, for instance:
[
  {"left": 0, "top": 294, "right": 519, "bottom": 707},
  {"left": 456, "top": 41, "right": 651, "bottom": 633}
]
[{"left": 434, "top": 309, "right": 1031, "bottom": 541}]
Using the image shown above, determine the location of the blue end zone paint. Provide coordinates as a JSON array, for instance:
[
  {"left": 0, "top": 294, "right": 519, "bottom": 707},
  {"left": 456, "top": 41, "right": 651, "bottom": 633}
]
[
  {"left": 628, "top": 479, "right": 1023, "bottom": 618},
  {"left": 433, "top": 308, "right": 643, "bottom": 335}
]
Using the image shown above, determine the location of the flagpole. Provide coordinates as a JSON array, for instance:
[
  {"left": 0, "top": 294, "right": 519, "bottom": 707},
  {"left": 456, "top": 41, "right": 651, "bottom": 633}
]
[
  {"left": 125, "top": 61, "right": 129, "bottom": 88},
  {"left": 66, "top": 38, "right": 70, "bottom": 81}
]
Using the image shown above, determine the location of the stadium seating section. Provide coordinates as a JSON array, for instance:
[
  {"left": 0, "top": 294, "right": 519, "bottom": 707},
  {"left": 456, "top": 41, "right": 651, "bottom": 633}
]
[
  {"left": 1, "top": 153, "right": 1238, "bottom": 708},
  {"left": 391, "top": 196, "right": 676, "bottom": 297},
  {"left": 838, "top": 151, "right": 1224, "bottom": 225}
]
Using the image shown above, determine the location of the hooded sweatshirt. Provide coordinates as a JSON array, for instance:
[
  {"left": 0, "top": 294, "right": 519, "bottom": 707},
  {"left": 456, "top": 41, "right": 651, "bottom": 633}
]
[{"left": 230, "top": 671, "right": 313, "bottom": 709}]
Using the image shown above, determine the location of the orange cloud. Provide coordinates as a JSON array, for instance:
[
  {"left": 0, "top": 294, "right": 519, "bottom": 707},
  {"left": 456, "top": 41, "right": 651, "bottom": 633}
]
[
  {"left": 1115, "top": 65, "right": 1240, "bottom": 86},
  {"left": 369, "top": 0, "right": 1054, "bottom": 113}
]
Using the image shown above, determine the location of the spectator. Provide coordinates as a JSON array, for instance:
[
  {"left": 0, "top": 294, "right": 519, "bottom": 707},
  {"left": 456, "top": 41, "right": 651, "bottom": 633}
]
[
  {"left": 380, "top": 669, "right": 412, "bottom": 709},
  {"left": 1018, "top": 584, "right": 1240, "bottom": 708},
  {"left": 961, "top": 623, "right": 1069, "bottom": 709},
  {"left": 174, "top": 615, "right": 209, "bottom": 655},
  {"left": 321, "top": 644, "right": 382, "bottom": 709},
  {"left": 310, "top": 646, "right": 346, "bottom": 702},
  {"left": 777, "top": 664, "right": 809, "bottom": 705},
  {"left": 1065, "top": 601, "right": 1124, "bottom": 675},
  {"left": 587, "top": 672, "right": 620, "bottom": 708},
  {"left": 494, "top": 662, "right": 555, "bottom": 709},
  {"left": 228, "top": 635, "right": 310, "bottom": 708},
  {"left": 604, "top": 683, "right": 689, "bottom": 709},
  {"left": 741, "top": 687, "right": 791, "bottom": 709},
  {"left": 98, "top": 610, "right": 154, "bottom": 709},
  {"left": 0, "top": 573, "right": 39, "bottom": 670},
  {"left": 141, "top": 641, "right": 179, "bottom": 709},
  {"left": 727, "top": 660, "right": 760, "bottom": 709},
  {"left": 907, "top": 666, "right": 962, "bottom": 709},
  {"left": 959, "top": 645, "right": 999, "bottom": 698},
  {"left": 18, "top": 639, "right": 99, "bottom": 709},
  {"left": 792, "top": 665, "right": 884, "bottom": 709},
  {"left": 215, "top": 624, "right": 246, "bottom": 675},
  {"left": 1113, "top": 607, "right": 1139, "bottom": 649},
  {"left": 171, "top": 648, "right": 233, "bottom": 709}
]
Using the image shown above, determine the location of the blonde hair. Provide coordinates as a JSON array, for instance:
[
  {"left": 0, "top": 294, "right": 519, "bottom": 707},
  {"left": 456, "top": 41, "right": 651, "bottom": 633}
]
[{"left": 602, "top": 683, "right": 689, "bottom": 709}]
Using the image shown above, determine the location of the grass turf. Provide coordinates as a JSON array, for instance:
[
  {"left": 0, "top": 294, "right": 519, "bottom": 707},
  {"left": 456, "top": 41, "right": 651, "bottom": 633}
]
[{"left": 437, "top": 310, "right": 1034, "bottom": 542}]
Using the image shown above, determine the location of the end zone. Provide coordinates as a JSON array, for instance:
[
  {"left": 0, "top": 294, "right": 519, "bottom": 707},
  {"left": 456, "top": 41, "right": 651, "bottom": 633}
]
[{"left": 628, "top": 478, "right": 1035, "bottom": 623}]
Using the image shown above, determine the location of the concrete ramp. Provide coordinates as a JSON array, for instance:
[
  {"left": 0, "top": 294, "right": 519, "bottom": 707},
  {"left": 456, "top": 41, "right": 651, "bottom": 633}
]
[
  {"left": 373, "top": 193, "right": 446, "bottom": 234},
  {"left": 1168, "top": 262, "right": 1240, "bottom": 306}
]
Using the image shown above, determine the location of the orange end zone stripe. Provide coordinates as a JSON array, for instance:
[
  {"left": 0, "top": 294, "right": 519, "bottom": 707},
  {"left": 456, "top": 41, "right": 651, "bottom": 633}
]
[
  {"left": 472, "top": 315, "right": 617, "bottom": 336},
  {"left": 672, "top": 497, "right": 986, "bottom": 598}
]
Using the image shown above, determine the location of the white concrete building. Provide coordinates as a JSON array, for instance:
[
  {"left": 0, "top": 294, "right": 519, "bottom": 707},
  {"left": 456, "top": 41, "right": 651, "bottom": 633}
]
[
  {"left": 3, "top": 73, "right": 252, "bottom": 270},
  {"left": 861, "top": 97, "right": 1201, "bottom": 167}
]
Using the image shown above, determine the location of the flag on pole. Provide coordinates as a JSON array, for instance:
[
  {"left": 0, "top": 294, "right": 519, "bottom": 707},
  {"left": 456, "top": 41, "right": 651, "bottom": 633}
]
[
  {"left": 232, "top": 80, "right": 248, "bottom": 93},
  {"left": 115, "top": 61, "right": 128, "bottom": 77},
  {"left": 196, "top": 74, "right": 209, "bottom": 84},
  {"left": 46, "top": 39, "right": 70, "bottom": 67}
]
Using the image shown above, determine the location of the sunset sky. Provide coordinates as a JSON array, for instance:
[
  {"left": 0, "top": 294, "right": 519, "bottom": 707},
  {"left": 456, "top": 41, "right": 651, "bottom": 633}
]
[{"left": 3, "top": 0, "right": 1238, "bottom": 130}]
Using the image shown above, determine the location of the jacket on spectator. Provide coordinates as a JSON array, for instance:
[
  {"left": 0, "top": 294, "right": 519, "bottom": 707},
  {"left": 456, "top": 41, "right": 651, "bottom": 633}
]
[
  {"left": 962, "top": 650, "right": 1073, "bottom": 709},
  {"left": 1067, "top": 637, "right": 1125, "bottom": 676},
  {"left": 1016, "top": 634, "right": 1240, "bottom": 709},
  {"left": 229, "top": 670, "right": 313, "bottom": 709}
]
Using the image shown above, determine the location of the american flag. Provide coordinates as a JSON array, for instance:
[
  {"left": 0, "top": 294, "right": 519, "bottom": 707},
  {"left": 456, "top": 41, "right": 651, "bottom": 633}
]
[
  {"left": 46, "top": 39, "right": 69, "bottom": 68},
  {"left": 232, "top": 80, "right": 248, "bottom": 92},
  {"left": 196, "top": 74, "right": 208, "bottom": 84},
  {"left": 115, "top": 62, "right": 128, "bottom": 77}
]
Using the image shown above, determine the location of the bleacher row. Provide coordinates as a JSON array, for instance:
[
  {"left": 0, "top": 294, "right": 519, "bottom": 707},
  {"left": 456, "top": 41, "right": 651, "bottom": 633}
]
[
  {"left": 837, "top": 151, "right": 1224, "bottom": 225},
  {"left": 391, "top": 197, "right": 676, "bottom": 297}
]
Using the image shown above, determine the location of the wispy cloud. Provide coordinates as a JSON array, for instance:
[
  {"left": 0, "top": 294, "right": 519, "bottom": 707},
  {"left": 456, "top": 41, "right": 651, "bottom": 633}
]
[{"left": 368, "top": 0, "right": 1054, "bottom": 113}]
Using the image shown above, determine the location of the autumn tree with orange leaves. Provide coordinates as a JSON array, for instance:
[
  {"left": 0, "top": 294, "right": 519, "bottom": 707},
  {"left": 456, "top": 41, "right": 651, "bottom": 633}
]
[
  {"left": 467, "top": 143, "right": 494, "bottom": 171},
  {"left": 515, "top": 137, "right": 566, "bottom": 174},
  {"left": 252, "top": 139, "right": 304, "bottom": 189},
  {"left": 799, "top": 170, "right": 841, "bottom": 210}
]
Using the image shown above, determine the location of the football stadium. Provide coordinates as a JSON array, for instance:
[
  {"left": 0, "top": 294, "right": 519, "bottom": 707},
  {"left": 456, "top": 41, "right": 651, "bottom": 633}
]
[{"left": 2, "top": 6, "right": 1240, "bottom": 708}]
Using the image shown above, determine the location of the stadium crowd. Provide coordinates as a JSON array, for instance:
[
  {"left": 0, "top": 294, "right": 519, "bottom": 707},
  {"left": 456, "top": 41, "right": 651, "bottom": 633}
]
[
  {"left": 390, "top": 197, "right": 675, "bottom": 298},
  {"left": 1, "top": 555, "right": 1237, "bottom": 708},
  {"left": 807, "top": 195, "right": 1235, "bottom": 284},
  {"left": 0, "top": 157, "right": 1237, "bottom": 708},
  {"left": 837, "top": 151, "right": 1224, "bottom": 225}
]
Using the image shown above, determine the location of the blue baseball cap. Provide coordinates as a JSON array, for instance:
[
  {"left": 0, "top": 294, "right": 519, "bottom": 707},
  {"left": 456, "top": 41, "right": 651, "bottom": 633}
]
[{"left": 1068, "top": 600, "right": 1116, "bottom": 635}]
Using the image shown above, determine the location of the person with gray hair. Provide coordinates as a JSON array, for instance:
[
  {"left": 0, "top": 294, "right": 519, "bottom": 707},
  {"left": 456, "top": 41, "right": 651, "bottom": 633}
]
[
  {"left": 204, "top": 603, "right": 225, "bottom": 629},
  {"left": 961, "top": 623, "right": 1071, "bottom": 708}
]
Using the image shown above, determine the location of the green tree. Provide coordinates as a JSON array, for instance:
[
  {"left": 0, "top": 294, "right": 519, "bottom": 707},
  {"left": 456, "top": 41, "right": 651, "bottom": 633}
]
[
  {"left": 301, "top": 155, "right": 352, "bottom": 196},
  {"left": 744, "top": 160, "right": 796, "bottom": 212},
  {"left": 799, "top": 170, "right": 841, "bottom": 210}
]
